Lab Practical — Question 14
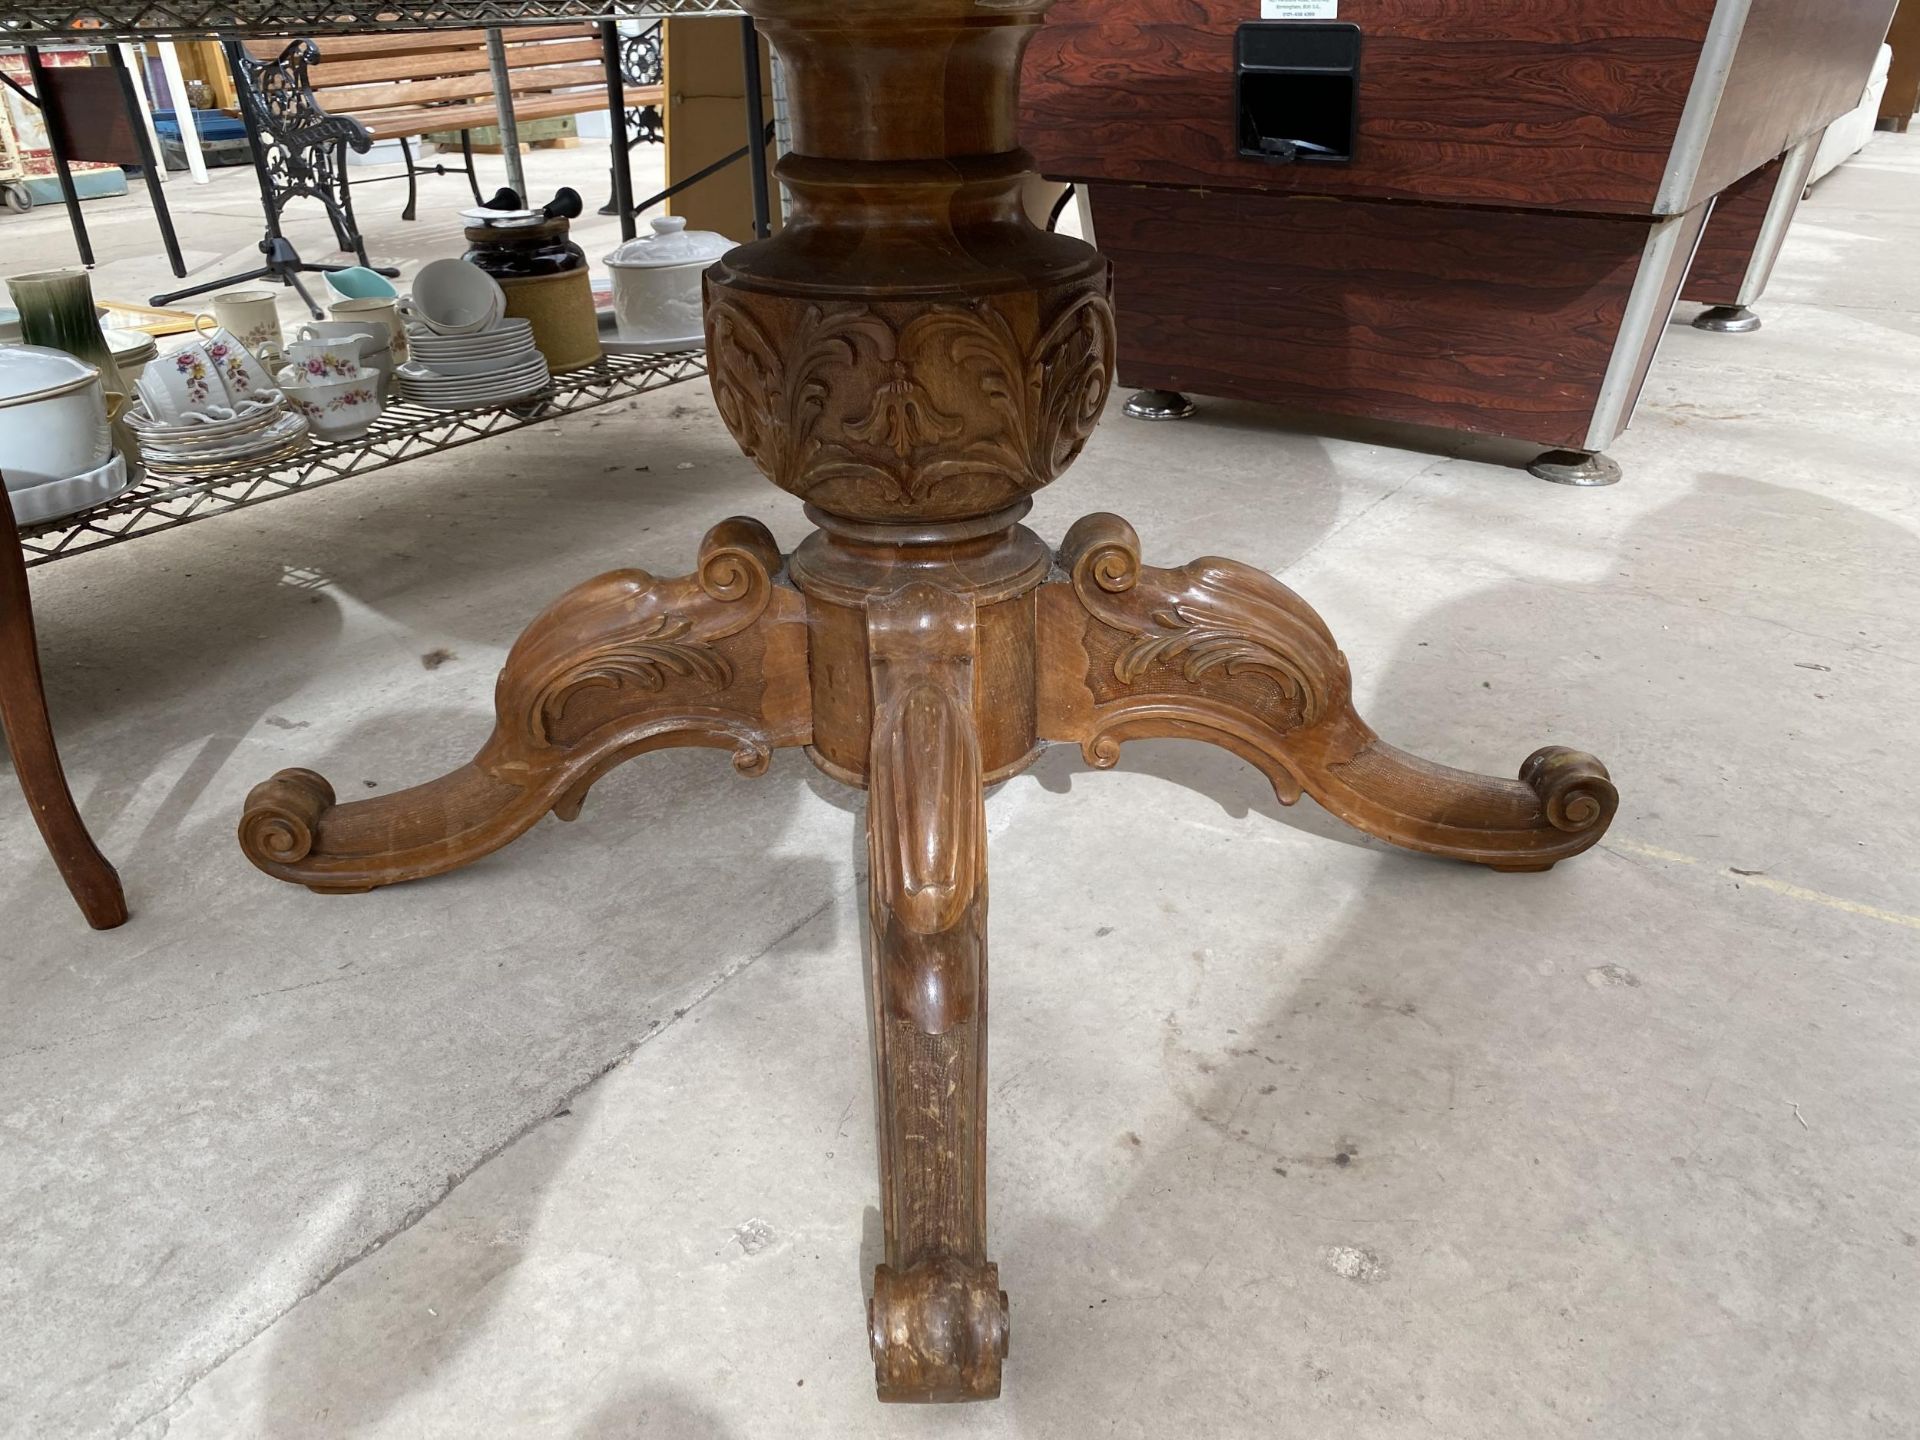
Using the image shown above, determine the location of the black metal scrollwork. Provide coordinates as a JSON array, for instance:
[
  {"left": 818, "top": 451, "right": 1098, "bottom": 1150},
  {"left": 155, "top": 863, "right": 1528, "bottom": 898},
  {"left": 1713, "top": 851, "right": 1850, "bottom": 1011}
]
[
  {"left": 620, "top": 22, "right": 665, "bottom": 147},
  {"left": 233, "top": 40, "right": 372, "bottom": 254}
]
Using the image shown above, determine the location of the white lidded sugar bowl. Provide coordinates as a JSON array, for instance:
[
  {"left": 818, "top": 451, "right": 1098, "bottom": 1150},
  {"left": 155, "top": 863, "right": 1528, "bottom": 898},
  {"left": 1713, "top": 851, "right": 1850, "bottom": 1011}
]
[{"left": 604, "top": 216, "right": 736, "bottom": 352}]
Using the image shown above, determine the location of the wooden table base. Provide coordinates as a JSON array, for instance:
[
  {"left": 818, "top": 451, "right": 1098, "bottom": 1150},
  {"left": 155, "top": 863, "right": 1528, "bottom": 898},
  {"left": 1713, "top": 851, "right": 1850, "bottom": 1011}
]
[{"left": 238, "top": 0, "right": 1618, "bottom": 1402}]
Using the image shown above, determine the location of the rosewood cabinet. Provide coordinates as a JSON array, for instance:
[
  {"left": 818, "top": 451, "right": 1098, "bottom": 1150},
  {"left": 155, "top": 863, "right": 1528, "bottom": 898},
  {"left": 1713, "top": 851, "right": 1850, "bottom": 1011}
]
[
  {"left": 1022, "top": 0, "right": 1899, "bottom": 479},
  {"left": 1885, "top": 1, "right": 1920, "bottom": 130}
]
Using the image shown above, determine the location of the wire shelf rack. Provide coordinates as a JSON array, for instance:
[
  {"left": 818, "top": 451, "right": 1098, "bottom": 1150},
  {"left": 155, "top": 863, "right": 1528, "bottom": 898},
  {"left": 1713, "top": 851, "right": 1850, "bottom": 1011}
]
[
  {"left": 18, "top": 347, "right": 708, "bottom": 568},
  {"left": 0, "top": 1, "right": 741, "bottom": 44}
]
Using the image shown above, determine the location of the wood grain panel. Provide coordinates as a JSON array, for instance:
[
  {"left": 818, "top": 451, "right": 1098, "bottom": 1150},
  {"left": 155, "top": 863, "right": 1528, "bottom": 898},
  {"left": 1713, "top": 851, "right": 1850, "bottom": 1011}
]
[
  {"left": 1682, "top": 153, "right": 1786, "bottom": 304},
  {"left": 1885, "top": 1, "right": 1920, "bottom": 127},
  {"left": 1684, "top": 0, "right": 1900, "bottom": 207},
  {"left": 1023, "top": 0, "right": 1717, "bottom": 214},
  {"left": 1089, "top": 183, "right": 1658, "bottom": 448}
]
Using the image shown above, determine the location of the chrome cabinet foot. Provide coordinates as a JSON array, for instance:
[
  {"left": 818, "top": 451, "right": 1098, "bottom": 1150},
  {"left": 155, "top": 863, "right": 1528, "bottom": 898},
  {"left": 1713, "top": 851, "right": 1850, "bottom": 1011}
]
[
  {"left": 1528, "top": 450, "right": 1622, "bottom": 487},
  {"left": 1693, "top": 305, "right": 1761, "bottom": 334},
  {"left": 1123, "top": 389, "right": 1195, "bottom": 421}
]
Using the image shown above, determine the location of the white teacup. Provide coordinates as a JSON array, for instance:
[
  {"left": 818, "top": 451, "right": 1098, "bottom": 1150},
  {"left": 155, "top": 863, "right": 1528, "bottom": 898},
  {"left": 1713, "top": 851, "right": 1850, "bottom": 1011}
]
[
  {"left": 328, "top": 297, "right": 406, "bottom": 361},
  {"left": 192, "top": 317, "right": 279, "bottom": 403},
  {"left": 402, "top": 259, "right": 505, "bottom": 337},
  {"left": 283, "top": 335, "right": 367, "bottom": 383},
  {"left": 139, "top": 340, "right": 231, "bottom": 421},
  {"left": 282, "top": 372, "right": 381, "bottom": 440},
  {"left": 207, "top": 290, "right": 284, "bottom": 359}
]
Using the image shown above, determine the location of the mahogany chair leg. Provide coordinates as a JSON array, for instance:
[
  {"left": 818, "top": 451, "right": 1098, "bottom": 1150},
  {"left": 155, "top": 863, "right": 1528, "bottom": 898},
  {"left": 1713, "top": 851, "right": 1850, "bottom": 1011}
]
[
  {"left": 863, "top": 582, "right": 1007, "bottom": 1403},
  {"left": 238, "top": 518, "right": 811, "bottom": 892},
  {"left": 0, "top": 486, "right": 128, "bottom": 929},
  {"left": 1040, "top": 514, "right": 1618, "bottom": 871}
]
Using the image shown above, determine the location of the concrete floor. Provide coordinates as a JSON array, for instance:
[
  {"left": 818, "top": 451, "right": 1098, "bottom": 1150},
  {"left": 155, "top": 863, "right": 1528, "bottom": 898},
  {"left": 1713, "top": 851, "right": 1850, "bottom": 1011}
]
[{"left": 4, "top": 138, "right": 1919, "bottom": 1439}]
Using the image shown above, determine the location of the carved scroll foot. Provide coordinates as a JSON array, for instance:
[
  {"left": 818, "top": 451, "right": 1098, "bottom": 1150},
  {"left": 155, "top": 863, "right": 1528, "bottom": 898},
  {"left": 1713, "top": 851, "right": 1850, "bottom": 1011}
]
[
  {"left": 871, "top": 1258, "right": 1009, "bottom": 1404},
  {"left": 863, "top": 582, "right": 1007, "bottom": 1403},
  {"left": 1040, "top": 514, "right": 1618, "bottom": 870},
  {"left": 239, "top": 518, "right": 810, "bottom": 892}
]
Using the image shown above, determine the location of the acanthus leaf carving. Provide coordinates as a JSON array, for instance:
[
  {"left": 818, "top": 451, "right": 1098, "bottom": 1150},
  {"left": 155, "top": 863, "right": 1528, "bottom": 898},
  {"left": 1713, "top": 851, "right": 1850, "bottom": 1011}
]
[
  {"left": 1059, "top": 513, "right": 1349, "bottom": 730},
  {"left": 706, "top": 294, "right": 894, "bottom": 495},
  {"left": 1042, "top": 513, "right": 1618, "bottom": 869},
  {"left": 534, "top": 612, "right": 733, "bottom": 738},
  {"left": 847, "top": 358, "right": 967, "bottom": 456},
  {"left": 501, "top": 517, "right": 783, "bottom": 750},
  {"left": 704, "top": 277, "right": 1114, "bottom": 518}
]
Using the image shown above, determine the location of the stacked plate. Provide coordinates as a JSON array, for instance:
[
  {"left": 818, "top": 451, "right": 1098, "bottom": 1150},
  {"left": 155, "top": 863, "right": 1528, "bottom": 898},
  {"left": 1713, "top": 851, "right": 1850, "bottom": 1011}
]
[
  {"left": 397, "top": 317, "right": 550, "bottom": 410},
  {"left": 104, "top": 327, "right": 160, "bottom": 383},
  {"left": 126, "top": 392, "right": 310, "bottom": 476}
]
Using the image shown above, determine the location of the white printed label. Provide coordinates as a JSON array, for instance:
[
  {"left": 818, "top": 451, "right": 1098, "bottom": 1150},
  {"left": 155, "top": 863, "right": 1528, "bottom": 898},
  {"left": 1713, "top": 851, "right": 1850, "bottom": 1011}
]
[{"left": 1262, "top": 0, "right": 1338, "bottom": 16}]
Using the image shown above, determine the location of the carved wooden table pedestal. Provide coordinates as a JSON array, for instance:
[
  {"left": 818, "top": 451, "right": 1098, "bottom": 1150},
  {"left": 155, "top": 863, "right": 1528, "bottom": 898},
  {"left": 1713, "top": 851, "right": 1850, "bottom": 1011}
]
[{"left": 239, "top": 0, "right": 1618, "bottom": 1404}]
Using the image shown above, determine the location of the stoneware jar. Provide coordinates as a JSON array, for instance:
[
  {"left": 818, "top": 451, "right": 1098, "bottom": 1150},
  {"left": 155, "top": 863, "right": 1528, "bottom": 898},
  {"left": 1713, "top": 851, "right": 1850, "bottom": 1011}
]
[
  {"left": 604, "top": 216, "right": 736, "bottom": 351},
  {"left": 464, "top": 218, "right": 600, "bottom": 372}
]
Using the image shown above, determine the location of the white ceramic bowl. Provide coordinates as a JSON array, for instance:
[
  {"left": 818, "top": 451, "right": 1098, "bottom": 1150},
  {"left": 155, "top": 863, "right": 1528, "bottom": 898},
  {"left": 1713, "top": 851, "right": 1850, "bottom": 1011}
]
[
  {"left": 404, "top": 259, "right": 505, "bottom": 337},
  {"left": 0, "top": 345, "right": 112, "bottom": 485},
  {"left": 282, "top": 373, "right": 382, "bottom": 440}
]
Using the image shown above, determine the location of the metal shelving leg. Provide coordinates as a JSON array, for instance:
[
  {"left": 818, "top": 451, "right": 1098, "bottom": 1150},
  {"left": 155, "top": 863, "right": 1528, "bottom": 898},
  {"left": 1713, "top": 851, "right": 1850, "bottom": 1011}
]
[
  {"left": 602, "top": 19, "right": 636, "bottom": 242},
  {"left": 740, "top": 17, "right": 771, "bottom": 239}
]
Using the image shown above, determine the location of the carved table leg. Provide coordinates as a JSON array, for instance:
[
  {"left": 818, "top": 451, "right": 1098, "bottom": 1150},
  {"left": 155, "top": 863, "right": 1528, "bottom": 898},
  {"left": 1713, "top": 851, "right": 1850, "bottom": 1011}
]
[
  {"left": 863, "top": 582, "right": 1007, "bottom": 1403},
  {"left": 1, "top": 484, "right": 128, "bottom": 930},
  {"left": 239, "top": 518, "right": 810, "bottom": 892},
  {"left": 1040, "top": 514, "right": 1618, "bottom": 870},
  {"left": 1, "top": 491, "right": 129, "bottom": 929}
]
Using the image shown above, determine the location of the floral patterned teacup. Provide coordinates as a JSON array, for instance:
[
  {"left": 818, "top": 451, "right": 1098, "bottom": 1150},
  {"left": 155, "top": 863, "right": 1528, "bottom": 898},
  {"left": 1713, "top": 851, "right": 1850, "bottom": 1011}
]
[
  {"left": 191, "top": 317, "right": 280, "bottom": 402},
  {"left": 283, "top": 336, "right": 368, "bottom": 384},
  {"left": 138, "top": 340, "right": 232, "bottom": 422},
  {"left": 282, "top": 372, "right": 381, "bottom": 441}
]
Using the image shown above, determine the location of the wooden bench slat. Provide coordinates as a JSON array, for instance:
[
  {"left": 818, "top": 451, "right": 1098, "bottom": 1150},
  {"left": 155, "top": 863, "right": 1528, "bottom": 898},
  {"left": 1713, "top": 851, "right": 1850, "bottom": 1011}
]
[
  {"left": 312, "top": 38, "right": 605, "bottom": 88},
  {"left": 359, "top": 85, "right": 663, "bottom": 140},
  {"left": 318, "top": 61, "right": 614, "bottom": 115},
  {"left": 238, "top": 26, "right": 663, "bottom": 146}
]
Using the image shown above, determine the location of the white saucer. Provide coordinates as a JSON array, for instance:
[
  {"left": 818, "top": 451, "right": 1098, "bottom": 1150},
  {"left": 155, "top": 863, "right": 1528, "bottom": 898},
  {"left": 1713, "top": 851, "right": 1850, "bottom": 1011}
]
[
  {"left": 614, "top": 330, "right": 707, "bottom": 353},
  {"left": 402, "top": 342, "right": 539, "bottom": 378}
]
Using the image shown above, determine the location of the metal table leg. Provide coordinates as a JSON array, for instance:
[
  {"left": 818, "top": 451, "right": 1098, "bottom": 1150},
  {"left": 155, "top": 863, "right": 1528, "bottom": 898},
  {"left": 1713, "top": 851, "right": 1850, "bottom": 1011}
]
[
  {"left": 107, "top": 42, "right": 186, "bottom": 278},
  {"left": 21, "top": 47, "right": 93, "bottom": 267},
  {"left": 485, "top": 29, "right": 527, "bottom": 202}
]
